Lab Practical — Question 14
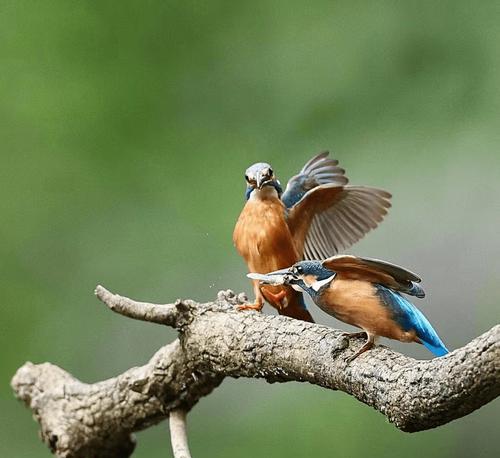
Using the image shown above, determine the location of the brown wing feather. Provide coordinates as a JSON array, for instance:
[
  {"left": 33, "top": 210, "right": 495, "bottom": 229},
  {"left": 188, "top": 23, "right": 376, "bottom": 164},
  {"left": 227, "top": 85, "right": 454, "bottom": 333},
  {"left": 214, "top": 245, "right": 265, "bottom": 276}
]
[
  {"left": 287, "top": 184, "right": 344, "bottom": 256},
  {"left": 287, "top": 185, "right": 391, "bottom": 259},
  {"left": 322, "top": 255, "right": 423, "bottom": 295}
]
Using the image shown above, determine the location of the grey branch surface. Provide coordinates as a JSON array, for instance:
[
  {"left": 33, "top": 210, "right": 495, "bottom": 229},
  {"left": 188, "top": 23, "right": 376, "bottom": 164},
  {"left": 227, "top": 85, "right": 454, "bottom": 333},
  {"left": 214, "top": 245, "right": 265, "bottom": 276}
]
[{"left": 11, "top": 286, "right": 500, "bottom": 458}]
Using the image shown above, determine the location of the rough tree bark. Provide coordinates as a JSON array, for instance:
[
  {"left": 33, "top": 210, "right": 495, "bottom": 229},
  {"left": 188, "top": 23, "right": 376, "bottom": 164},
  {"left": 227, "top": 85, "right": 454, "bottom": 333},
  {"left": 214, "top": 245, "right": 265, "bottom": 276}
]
[{"left": 11, "top": 286, "right": 500, "bottom": 458}]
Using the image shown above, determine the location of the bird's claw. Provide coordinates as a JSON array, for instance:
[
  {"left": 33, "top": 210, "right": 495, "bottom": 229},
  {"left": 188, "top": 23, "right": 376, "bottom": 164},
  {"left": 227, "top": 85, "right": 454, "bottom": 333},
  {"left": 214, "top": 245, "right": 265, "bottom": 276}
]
[
  {"left": 264, "top": 289, "right": 287, "bottom": 305},
  {"left": 237, "top": 302, "right": 264, "bottom": 312},
  {"left": 344, "top": 353, "right": 361, "bottom": 364},
  {"left": 344, "top": 339, "right": 374, "bottom": 364}
]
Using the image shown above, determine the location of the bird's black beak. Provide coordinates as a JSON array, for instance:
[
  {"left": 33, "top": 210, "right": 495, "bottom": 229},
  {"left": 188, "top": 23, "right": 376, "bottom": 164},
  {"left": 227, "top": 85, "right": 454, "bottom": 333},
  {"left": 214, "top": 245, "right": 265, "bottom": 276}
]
[
  {"left": 256, "top": 172, "right": 272, "bottom": 189},
  {"left": 256, "top": 175, "right": 264, "bottom": 189},
  {"left": 247, "top": 268, "right": 296, "bottom": 286}
]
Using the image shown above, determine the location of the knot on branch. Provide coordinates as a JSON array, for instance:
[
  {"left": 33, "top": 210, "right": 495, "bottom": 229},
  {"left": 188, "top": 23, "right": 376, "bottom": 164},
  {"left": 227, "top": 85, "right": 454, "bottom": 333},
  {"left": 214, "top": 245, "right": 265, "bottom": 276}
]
[{"left": 216, "top": 289, "right": 248, "bottom": 306}]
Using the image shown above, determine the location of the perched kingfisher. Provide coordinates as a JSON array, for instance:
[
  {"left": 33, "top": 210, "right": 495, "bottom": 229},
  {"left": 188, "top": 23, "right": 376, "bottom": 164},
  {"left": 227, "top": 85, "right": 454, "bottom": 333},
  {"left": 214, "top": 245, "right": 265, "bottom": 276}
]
[
  {"left": 249, "top": 255, "right": 449, "bottom": 361},
  {"left": 233, "top": 151, "right": 392, "bottom": 322}
]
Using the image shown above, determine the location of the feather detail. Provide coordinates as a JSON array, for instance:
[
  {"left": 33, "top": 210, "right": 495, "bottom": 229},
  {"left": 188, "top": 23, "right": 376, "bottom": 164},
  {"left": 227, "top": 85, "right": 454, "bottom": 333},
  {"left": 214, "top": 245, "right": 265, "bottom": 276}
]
[
  {"left": 282, "top": 151, "right": 348, "bottom": 209},
  {"left": 287, "top": 184, "right": 391, "bottom": 259},
  {"left": 375, "top": 285, "right": 448, "bottom": 356},
  {"left": 322, "top": 254, "right": 424, "bottom": 296}
]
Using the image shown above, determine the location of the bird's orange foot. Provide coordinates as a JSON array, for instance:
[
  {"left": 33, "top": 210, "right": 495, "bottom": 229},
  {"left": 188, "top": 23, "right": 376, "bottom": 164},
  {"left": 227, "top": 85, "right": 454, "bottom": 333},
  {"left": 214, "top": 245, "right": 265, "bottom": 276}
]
[
  {"left": 345, "top": 339, "right": 374, "bottom": 364},
  {"left": 265, "top": 290, "right": 287, "bottom": 304},
  {"left": 237, "top": 302, "right": 264, "bottom": 312}
]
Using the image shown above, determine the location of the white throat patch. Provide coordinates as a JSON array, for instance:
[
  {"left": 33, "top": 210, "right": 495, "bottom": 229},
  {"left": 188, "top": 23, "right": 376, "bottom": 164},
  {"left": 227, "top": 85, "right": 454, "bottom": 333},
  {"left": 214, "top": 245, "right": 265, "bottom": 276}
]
[
  {"left": 311, "top": 274, "right": 336, "bottom": 292},
  {"left": 249, "top": 186, "right": 279, "bottom": 200}
]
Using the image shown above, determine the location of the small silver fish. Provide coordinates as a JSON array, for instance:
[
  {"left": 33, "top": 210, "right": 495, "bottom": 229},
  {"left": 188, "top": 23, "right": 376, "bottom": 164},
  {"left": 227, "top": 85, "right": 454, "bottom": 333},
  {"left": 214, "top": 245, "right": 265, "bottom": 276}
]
[{"left": 247, "top": 271, "right": 288, "bottom": 286}]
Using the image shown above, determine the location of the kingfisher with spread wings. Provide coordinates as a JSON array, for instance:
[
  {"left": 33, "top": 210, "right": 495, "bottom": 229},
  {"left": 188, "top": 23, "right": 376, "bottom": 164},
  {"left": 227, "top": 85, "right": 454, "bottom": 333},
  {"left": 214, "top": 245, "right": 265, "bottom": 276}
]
[{"left": 233, "top": 151, "right": 392, "bottom": 322}]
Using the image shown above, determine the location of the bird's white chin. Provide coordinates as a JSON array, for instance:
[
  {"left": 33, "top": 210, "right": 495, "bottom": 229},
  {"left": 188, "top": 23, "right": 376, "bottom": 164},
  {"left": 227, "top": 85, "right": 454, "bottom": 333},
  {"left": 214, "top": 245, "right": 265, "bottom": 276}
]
[
  {"left": 249, "top": 186, "right": 279, "bottom": 200},
  {"left": 291, "top": 284, "right": 305, "bottom": 292},
  {"left": 311, "top": 274, "right": 336, "bottom": 291}
]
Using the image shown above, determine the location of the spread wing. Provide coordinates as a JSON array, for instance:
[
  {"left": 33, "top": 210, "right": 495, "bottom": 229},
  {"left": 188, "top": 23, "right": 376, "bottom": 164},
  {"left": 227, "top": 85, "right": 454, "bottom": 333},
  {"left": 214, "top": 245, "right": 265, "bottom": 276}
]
[
  {"left": 322, "top": 255, "right": 424, "bottom": 297},
  {"left": 281, "top": 151, "right": 348, "bottom": 208},
  {"left": 287, "top": 184, "right": 392, "bottom": 260},
  {"left": 283, "top": 152, "right": 391, "bottom": 260}
]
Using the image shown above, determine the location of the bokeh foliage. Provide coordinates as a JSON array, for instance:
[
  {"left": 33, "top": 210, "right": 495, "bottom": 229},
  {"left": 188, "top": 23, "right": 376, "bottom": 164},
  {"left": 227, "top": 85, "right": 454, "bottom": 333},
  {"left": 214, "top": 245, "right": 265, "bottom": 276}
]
[{"left": 1, "top": 1, "right": 499, "bottom": 456}]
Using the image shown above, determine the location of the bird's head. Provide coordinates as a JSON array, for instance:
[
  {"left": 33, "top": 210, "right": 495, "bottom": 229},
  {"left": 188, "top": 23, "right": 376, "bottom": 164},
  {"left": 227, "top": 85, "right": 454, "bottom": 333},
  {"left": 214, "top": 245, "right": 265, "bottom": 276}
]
[
  {"left": 248, "top": 261, "right": 336, "bottom": 296},
  {"left": 244, "top": 162, "right": 282, "bottom": 199}
]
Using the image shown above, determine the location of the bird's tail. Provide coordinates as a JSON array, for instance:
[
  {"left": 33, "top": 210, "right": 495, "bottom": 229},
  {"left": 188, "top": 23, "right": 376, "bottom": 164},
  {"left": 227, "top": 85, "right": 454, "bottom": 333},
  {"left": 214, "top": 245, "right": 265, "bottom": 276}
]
[
  {"left": 412, "top": 309, "right": 449, "bottom": 357},
  {"left": 421, "top": 337, "right": 449, "bottom": 357},
  {"left": 278, "top": 293, "right": 315, "bottom": 323},
  {"left": 376, "top": 284, "right": 448, "bottom": 357}
]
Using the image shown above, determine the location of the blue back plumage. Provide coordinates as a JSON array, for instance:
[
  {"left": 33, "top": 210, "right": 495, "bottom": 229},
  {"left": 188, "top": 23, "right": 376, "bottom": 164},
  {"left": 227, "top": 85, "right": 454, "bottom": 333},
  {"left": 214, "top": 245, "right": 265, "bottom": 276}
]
[
  {"left": 281, "top": 152, "right": 348, "bottom": 209},
  {"left": 281, "top": 177, "right": 308, "bottom": 208},
  {"left": 245, "top": 186, "right": 253, "bottom": 200},
  {"left": 375, "top": 285, "right": 449, "bottom": 357}
]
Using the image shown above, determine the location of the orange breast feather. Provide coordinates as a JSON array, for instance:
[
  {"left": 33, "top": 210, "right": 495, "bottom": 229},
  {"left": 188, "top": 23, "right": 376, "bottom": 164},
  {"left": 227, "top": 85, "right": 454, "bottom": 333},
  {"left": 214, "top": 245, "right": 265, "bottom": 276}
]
[
  {"left": 233, "top": 196, "right": 314, "bottom": 322},
  {"left": 321, "top": 278, "right": 415, "bottom": 341},
  {"left": 233, "top": 198, "right": 299, "bottom": 273}
]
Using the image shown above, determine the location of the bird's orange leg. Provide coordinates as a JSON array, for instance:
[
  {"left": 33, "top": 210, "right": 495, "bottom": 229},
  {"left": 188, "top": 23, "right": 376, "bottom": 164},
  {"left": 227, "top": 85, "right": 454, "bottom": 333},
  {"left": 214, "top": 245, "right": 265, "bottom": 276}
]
[
  {"left": 265, "top": 289, "right": 287, "bottom": 304},
  {"left": 237, "top": 281, "right": 265, "bottom": 312},
  {"left": 345, "top": 332, "right": 375, "bottom": 363}
]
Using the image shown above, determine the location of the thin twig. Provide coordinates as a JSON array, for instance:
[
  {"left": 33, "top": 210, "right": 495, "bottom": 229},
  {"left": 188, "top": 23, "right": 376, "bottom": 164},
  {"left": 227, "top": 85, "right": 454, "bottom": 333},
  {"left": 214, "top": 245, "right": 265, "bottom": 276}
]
[
  {"left": 95, "top": 284, "right": 185, "bottom": 327},
  {"left": 169, "top": 410, "right": 192, "bottom": 458}
]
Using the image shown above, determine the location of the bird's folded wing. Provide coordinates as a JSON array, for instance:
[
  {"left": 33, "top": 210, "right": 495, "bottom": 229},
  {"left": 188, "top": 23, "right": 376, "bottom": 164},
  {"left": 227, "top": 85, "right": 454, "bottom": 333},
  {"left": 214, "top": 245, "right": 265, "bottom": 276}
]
[
  {"left": 322, "top": 255, "right": 424, "bottom": 297},
  {"left": 287, "top": 185, "right": 392, "bottom": 259},
  {"left": 281, "top": 151, "right": 348, "bottom": 209}
]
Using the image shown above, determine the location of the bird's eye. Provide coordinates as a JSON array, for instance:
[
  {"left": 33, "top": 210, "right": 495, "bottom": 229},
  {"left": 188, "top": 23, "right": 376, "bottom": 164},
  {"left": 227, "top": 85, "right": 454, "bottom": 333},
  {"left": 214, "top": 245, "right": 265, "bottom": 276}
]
[
  {"left": 268, "top": 168, "right": 273, "bottom": 176},
  {"left": 295, "top": 265, "right": 303, "bottom": 274}
]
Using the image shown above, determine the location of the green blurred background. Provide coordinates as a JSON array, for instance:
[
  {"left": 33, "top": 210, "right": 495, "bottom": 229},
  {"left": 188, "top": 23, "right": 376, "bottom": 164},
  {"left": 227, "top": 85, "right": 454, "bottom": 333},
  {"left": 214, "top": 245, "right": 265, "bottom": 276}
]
[{"left": 1, "top": 0, "right": 499, "bottom": 456}]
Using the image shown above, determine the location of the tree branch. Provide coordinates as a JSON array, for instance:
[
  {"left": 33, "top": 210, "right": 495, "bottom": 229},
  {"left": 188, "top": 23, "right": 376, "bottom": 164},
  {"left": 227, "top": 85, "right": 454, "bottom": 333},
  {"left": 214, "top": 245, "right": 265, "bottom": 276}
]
[{"left": 11, "top": 287, "right": 500, "bottom": 458}]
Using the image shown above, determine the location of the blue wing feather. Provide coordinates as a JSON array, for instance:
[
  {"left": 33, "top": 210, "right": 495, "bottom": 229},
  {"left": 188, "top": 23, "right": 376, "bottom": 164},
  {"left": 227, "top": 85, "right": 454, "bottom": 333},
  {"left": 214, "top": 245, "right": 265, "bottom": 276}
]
[
  {"left": 375, "top": 285, "right": 449, "bottom": 357},
  {"left": 281, "top": 152, "right": 347, "bottom": 209},
  {"left": 281, "top": 176, "right": 309, "bottom": 208}
]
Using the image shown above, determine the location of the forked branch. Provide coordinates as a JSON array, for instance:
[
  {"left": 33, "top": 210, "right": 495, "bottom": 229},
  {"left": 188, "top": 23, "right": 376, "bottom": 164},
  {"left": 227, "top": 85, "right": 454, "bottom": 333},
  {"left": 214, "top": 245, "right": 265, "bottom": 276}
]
[{"left": 11, "top": 286, "right": 500, "bottom": 458}]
